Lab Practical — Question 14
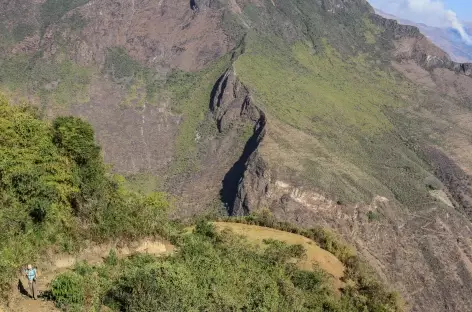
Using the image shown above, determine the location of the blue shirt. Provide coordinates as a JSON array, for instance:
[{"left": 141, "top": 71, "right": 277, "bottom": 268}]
[{"left": 25, "top": 268, "right": 36, "bottom": 281}]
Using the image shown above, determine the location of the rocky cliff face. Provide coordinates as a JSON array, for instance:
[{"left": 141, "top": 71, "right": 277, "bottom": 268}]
[
  {"left": 209, "top": 68, "right": 267, "bottom": 216},
  {"left": 372, "top": 14, "right": 472, "bottom": 76}
]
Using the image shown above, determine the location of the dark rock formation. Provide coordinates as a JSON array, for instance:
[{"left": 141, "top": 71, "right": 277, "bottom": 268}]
[{"left": 209, "top": 68, "right": 267, "bottom": 215}]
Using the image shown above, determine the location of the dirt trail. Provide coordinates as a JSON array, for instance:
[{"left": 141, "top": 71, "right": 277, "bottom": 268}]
[{"left": 3, "top": 239, "right": 174, "bottom": 312}]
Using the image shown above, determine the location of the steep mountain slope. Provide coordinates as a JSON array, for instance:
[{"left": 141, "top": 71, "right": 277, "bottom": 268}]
[
  {"left": 1, "top": 0, "right": 472, "bottom": 311},
  {"left": 375, "top": 8, "right": 472, "bottom": 63}
]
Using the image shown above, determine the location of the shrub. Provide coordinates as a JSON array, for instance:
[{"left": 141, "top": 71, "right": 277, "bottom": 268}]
[
  {"left": 102, "top": 230, "right": 335, "bottom": 312},
  {"left": 104, "top": 47, "right": 142, "bottom": 81},
  {"left": 263, "top": 238, "right": 306, "bottom": 264},
  {"left": 219, "top": 212, "right": 403, "bottom": 311},
  {"left": 53, "top": 116, "right": 100, "bottom": 166},
  {"left": 0, "top": 94, "right": 173, "bottom": 292},
  {"left": 367, "top": 210, "right": 380, "bottom": 221},
  {"left": 105, "top": 249, "right": 118, "bottom": 266},
  {"left": 49, "top": 218, "right": 403, "bottom": 312},
  {"left": 51, "top": 272, "right": 85, "bottom": 307},
  {"left": 291, "top": 270, "right": 325, "bottom": 292},
  {"left": 194, "top": 219, "right": 218, "bottom": 239},
  {"left": 94, "top": 190, "right": 170, "bottom": 239}
]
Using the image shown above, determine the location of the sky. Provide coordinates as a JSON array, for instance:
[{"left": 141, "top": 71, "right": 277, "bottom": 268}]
[
  {"left": 369, "top": 0, "right": 472, "bottom": 43},
  {"left": 446, "top": 0, "right": 472, "bottom": 21}
]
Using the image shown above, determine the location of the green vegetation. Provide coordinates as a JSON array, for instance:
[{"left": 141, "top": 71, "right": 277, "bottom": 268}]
[
  {"left": 0, "top": 94, "right": 171, "bottom": 292},
  {"left": 367, "top": 211, "right": 380, "bottom": 222},
  {"left": 235, "top": 33, "right": 435, "bottom": 207},
  {"left": 0, "top": 56, "right": 93, "bottom": 107},
  {"left": 122, "top": 173, "right": 163, "bottom": 195},
  {"left": 12, "top": 23, "right": 36, "bottom": 42},
  {"left": 363, "top": 17, "right": 382, "bottom": 45},
  {"left": 0, "top": 23, "right": 13, "bottom": 47},
  {"left": 104, "top": 47, "right": 165, "bottom": 106},
  {"left": 216, "top": 212, "right": 403, "bottom": 311},
  {"left": 105, "top": 48, "right": 144, "bottom": 82},
  {"left": 162, "top": 56, "right": 231, "bottom": 174},
  {"left": 43, "top": 60, "right": 92, "bottom": 106},
  {"left": 0, "top": 54, "right": 31, "bottom": 90},
  {"left": 235, "top": 36, "right": 397, "bottom": 134},
  {"left": 64, "top": 12, "right": 88, "bottom": 31},
  {"left": 40, "top": 0, "right": 90, "bottom": 29},
  {"left": 51, "top": 221, "right": 402, "bottom": 312},
  {"left": 105, "top": 48, "right": 233, "bottom": 173},
  {"left": 0, "top": 91, "right": 402, "bottom": 311}
]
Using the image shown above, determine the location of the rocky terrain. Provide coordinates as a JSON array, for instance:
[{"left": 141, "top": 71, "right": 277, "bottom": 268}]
[
  {"left": 1, "top": 0, "right": 472, "bottom": 311},
  {"left": 375, "top": 8, "right": 472, "bottom": 63}
]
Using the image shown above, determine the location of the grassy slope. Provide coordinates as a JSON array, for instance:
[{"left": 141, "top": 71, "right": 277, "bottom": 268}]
[
  {"left": 163, "top": 56, "right": 232, "bottom": 174},
  {"left": 234, "top": 30, "right": 436, "bottom": 207},
  {"left": 0, "top": 54, "right": 94, "bottom": 109},
  {"left": 213, "top": 222, "right": 345, "bottom": 282}
]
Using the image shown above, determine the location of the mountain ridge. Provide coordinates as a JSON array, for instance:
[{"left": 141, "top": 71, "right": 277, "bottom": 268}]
[
  {"left": 1, "top": 0, "right": 472, "bottom": 311},
  {"left": 375, "top": 7, "right": 472, "bottom": 63}
]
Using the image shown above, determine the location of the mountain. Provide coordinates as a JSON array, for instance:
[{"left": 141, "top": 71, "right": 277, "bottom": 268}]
[
  {"left": 1, "top": 95, "right": 399, "bottom": 312},
  {"left": 375, "top": 8, "right": 472, "bottom": 62},
  {"left": 1, "top": 0, "right": 472, "bottom": 311}
]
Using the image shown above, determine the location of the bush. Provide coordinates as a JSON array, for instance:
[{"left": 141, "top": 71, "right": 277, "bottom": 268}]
[
  {"left": 218, "top": 212, "right": 403, "bottom": 311},
  {"left": 0, "top": 95, "right": 79, "bottom": 287},
  {"left": 51, "top": 272, "right": 85, "bottom": 307},
  {"left": 94, "top": 190, "right": 170, "bottom": 239},
  {"left": 49, "top": 217, "right": 404, "bottom": 312},
  {"left": 105, "top": 249, "right": 118, "bottom": 266},
  {"left": 78, "top": 229, "right": 338, "bottom": 311},
  {"left": 0, "top": 94, "right": 173, "bottom": 291},
  {"left": 367, "top": 210, "right": 380, "bottom": 221},
  {"left": 291, "top": 270, "right": 325, "bottom": 292},
  {"left": 53, "top": 116, "right": 100, "bottom": 166},
  {"left": 194, "top": 219, "right": 218, "bottom": 239}
]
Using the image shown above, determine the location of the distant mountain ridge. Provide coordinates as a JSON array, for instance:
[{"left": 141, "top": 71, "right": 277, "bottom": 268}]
[{"left": 375, "top": 8, "right": 472, "bottom": 62}]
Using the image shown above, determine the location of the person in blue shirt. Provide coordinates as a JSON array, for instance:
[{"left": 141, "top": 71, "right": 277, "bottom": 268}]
[{"left": 24, "top": 264, "right": 37, "bottom": 299}]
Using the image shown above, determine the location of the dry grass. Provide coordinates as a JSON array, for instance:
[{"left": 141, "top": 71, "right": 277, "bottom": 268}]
[{"left": 213, "top": 222, "right": 345, "bottom": 288}]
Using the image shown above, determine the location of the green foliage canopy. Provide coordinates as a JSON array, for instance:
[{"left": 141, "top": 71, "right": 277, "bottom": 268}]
[{"left": 0, "top": 95, "right": 170, "bottom": 291}]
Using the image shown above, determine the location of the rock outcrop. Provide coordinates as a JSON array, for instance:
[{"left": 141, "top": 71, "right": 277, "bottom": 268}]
[{"left": 209, "top": 68, "right": 267, "bottom": 216}]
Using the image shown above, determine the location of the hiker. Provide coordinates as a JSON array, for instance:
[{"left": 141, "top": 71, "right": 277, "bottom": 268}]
[{"left": 24, "top": 264, "right": 37, "bottom": 300}]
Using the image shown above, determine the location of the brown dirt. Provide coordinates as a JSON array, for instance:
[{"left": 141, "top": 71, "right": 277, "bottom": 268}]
[
  {"left": 46, "top": 0, "right": 233, "bottom": 71},
  {"left": 4, "top": 239, "right": 174, "bottom": 312}
]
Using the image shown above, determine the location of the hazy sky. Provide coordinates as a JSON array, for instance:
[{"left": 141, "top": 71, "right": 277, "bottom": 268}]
[{"left": 445, "top": 0, "right": 472, "bottom": 21}]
